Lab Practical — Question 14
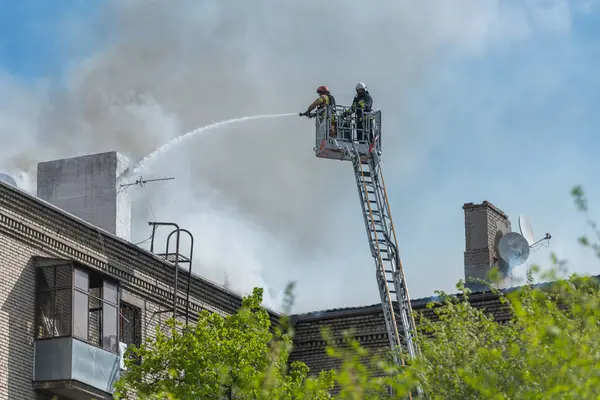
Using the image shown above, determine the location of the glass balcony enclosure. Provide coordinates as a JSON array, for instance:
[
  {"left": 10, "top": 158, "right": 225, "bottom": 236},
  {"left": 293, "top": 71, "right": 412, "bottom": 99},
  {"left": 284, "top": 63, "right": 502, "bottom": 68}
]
[{"left": 32, "top": 257, "right": 122, "bottom": 399}]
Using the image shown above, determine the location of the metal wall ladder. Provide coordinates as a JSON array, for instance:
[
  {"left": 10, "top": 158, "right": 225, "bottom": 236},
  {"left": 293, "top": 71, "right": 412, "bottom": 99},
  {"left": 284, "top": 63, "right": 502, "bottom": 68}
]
[{"left": 350, "top": 147, "right": 420, "bottom": 369}]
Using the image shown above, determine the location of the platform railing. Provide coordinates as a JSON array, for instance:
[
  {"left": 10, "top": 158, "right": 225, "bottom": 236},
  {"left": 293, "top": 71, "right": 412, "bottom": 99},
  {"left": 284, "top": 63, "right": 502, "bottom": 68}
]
[{"left": 314, "top": 105, "right": 382, "bottom": 154}]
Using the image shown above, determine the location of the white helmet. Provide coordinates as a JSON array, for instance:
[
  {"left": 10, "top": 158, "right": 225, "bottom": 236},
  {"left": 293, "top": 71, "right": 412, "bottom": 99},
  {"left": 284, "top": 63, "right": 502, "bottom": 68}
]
[{"left": 355, "top": 82, "right": 367, "bottom": 91}]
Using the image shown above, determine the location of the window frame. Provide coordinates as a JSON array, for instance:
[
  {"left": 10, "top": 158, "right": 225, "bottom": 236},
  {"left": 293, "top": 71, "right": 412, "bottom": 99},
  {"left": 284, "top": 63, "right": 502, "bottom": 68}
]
[
  {"left": 34, "top": 263, "right": 74, "bottom": 341},
  {"left": 119, "top": 301, "right": 142, "bottom": 365},
  {"left": 34, "top": 260, "right": 122, "bottom": 355},
  {"left": 72, "top": 266, "right": 120, "bottom": 353}
]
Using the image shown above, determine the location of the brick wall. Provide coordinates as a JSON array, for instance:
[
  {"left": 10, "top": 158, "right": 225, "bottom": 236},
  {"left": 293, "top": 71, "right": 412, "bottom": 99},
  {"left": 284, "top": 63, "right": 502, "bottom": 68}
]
[
  {"left": 289, "top": 291, "right": 513, "bottom": 379},
  {"left": 0, "top": 179, "right": 525, "bottom": 398},
  {"left": 290, "top": 305, "right": 390, "bottom": 373},
  {"left": 0, "top": 214, "right": 181, "bottom": 399},
  {"left": 0, "top": 181, "right": 283, "bottom": 399},
  {"left": 463, "top": 201, "right": 512, "bottom": 290},
  {"left": 0, "top": 181, "right": 250, "bottom": 316},
  {"left": 0, "top": 230, "right": 51, "bottom": 400}
]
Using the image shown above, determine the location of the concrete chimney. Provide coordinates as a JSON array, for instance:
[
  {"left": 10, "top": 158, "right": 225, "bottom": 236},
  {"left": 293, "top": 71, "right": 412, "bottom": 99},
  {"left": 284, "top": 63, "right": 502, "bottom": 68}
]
[
  {"left": 37, "top": 151, "right": 131, "bottom": 241},
  {"left": 463, "top": 201, "right": 512, "bottom": 291}
]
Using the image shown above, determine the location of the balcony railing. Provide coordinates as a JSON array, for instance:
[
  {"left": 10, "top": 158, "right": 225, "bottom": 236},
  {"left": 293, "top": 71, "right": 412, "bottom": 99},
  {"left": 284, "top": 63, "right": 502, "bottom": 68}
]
[{"left": 33, "top": 337, "right": 121, "bottom": 399}]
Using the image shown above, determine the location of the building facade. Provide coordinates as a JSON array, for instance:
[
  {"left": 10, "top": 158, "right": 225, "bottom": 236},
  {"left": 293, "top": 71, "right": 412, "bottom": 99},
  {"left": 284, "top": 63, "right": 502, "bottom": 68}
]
[
  {"left": 0, "top": 152, "right": 257, "bottom": 399},
  {"left": 0, "top": 152, "right": 514, "bottom": 399}
]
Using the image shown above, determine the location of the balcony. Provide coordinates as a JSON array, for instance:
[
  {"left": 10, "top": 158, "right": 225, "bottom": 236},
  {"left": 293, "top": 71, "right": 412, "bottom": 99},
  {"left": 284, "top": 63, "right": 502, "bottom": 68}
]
[
  {"left": 32, "top": 257, "right": 129, "bottom": 400},
  {"left": 33, "top": 337, "right": 121, "bottom": 400}
]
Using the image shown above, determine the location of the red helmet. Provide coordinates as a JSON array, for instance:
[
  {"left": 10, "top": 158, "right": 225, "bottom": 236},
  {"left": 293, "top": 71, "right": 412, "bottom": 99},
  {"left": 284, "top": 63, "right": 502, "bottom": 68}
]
[{"left": 316, "top": 85, "right": 329, "bottom": 95}]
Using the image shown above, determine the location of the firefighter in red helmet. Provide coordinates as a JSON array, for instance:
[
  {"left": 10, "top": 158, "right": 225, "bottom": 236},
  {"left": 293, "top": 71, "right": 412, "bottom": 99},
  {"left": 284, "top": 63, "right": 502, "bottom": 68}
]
[{"left": 300, "top": 85, "right": 337, "bottom": 138}]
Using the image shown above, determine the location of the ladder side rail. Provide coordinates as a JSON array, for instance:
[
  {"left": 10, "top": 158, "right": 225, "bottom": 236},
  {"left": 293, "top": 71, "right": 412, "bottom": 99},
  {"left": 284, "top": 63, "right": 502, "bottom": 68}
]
[
  {"left": 394, "top": 276, "right": 418, "bottom": 358},
  {"left": 352, "top": 159, "right": 379, "bottom": 257},
  {"left": 365, "top": 156, "right": 412, "bottom": 355},
  {"left": 370, "top": 158, "right": 416, "bottom": 313},
  {"left": 350, "top": 150, "right": 403, "bottom": 357},
  {"left": 354, "top": 158, "right": 390, "bottom": 285},
  {"left": 373, "top": 160, "right": 420, "bottom": 351},
  {"left": 376, "top": 271, "right": 402, "bottom": 366},
  {"left": 360, "top": 196, "right": 404, "bottom": 361},
  {"left": 368, "top": 156, "right": 418, "bottom": 358},
  {"left": 350, "top": 146, "right": 379, "bottom": 254},
  {"left": 368, "top": 154, "right": 422, "bottom": 399}
]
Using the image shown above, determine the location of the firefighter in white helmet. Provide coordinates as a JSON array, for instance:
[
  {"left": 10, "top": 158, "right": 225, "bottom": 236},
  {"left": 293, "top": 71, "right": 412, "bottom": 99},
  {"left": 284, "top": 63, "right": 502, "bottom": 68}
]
[{"left": 342, "top": 82, "right": 373, "bottom": 141}]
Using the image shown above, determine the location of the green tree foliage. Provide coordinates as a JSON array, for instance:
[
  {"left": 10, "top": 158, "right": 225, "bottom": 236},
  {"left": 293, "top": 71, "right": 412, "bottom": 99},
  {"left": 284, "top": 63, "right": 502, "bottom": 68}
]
[
  {"left": 406, "top": 185, "right": 600, "bottom": 398},
  {"left": 115, "top": 186, "right": 600, "bottom": 399},
  {"left": 113, "top": 287, "right": 335, "bottom": 399},
  {"left": 411, "top": 273, "right": 600, "bottom": 399}
]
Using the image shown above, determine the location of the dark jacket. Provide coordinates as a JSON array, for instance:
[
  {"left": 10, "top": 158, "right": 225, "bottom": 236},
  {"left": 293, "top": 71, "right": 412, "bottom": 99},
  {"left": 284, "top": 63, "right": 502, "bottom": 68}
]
[{"left": 349, "top": 90, "right": 373, "bottom": 116}]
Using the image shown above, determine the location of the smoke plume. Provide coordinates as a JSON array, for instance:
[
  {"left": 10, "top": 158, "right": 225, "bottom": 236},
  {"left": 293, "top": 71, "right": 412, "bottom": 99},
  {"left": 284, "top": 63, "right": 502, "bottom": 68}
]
[{"left": 0, "top": 0, "right": 589, "bottom": 312}]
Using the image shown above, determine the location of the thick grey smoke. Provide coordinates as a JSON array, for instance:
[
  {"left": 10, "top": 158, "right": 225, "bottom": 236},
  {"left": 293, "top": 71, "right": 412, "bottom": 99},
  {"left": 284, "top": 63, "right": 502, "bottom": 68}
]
[{"left": 0, "top": 0, "right": 588, "bottom": 312}]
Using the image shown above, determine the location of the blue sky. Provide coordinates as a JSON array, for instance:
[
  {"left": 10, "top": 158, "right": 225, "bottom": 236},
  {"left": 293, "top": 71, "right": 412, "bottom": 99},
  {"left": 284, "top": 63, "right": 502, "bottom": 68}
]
[
  {"left": 1, "top": 1, "right": 600, "bottom": 312},
  {"left": 387, "top": 4, "right": 600, "bottom": 300},
  {"left": 0, "top": 0, "right": 103, "bottom": 79}
]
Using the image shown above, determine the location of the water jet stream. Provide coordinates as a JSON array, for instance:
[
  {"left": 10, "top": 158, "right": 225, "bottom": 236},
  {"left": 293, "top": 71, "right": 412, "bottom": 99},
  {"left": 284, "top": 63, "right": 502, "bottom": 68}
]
[{"left": 125, "top": 113, "right": 297, "bottom": 179}]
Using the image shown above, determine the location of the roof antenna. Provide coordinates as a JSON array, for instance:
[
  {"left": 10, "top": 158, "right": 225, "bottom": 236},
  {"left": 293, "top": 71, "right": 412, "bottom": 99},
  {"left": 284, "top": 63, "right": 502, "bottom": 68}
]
[
  {"left": 515, "top": 215, "right": 552, "bottom": 278},
  {"left": 119, "top": 175, "right": 175, "bottom": 191},
  {"left": 518, "top": 215, "right": 552, "bottom": 248}
]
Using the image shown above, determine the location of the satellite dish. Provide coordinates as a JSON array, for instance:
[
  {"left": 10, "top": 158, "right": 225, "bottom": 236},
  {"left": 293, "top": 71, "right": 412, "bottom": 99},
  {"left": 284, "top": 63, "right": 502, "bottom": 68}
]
[
  {"left": 498, "top": 231, "right": 530, "bottom": 267},
  {"left": 518, "top": 215, "right": 535, "bottom": 246},
  {"left": 0, "top": 173, "right": 17, "bottom": 188}
]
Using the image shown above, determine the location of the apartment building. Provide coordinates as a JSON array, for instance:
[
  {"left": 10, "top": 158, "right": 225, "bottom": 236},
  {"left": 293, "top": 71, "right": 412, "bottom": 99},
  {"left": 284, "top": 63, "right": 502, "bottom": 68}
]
[{"left": 0, "top": 151, "right": 515, "bottom": 399}]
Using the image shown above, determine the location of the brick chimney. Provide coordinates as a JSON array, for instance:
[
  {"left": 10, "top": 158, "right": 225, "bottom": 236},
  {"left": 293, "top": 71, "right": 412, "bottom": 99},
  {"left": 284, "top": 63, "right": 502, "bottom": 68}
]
[
  {"left": 463, "top": 201, "right": 512, "bottom": 291},
  {"left": 36, "top": 151, "right": 131, "bottom": 241}
]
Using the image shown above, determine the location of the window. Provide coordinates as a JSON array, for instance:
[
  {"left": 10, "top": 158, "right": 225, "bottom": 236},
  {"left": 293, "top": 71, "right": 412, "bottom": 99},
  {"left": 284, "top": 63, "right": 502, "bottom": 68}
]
[
  {"left": 119, "top": 302, "right": 141, "bottom": 347},
  {"left": 73, "top": 267, "right": 119, "bottom": 353},
  {"left": 34, "top": 261, "right": 121, "bottom": 354},
  {"left": 35, "top": 264, "right": 73, "bottom": 338},
  {"left": 119, "top": 302, "right": 142, "bottom": 366}
]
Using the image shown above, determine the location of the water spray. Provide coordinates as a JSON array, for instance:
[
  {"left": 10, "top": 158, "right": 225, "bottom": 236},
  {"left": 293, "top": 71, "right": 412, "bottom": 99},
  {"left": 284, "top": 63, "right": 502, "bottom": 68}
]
[{"left": 124, "top": 112, "right": 297, "bottom": 180}]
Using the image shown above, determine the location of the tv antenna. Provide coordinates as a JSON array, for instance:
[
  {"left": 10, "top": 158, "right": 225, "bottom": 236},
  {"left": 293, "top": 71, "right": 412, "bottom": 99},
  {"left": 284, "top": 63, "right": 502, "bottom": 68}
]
[
  {"left": 518, "top": 215, "right": 552, "bottom": 248},
  {"left": 119, "top": 175, "right": 175, "bottom": 192}
]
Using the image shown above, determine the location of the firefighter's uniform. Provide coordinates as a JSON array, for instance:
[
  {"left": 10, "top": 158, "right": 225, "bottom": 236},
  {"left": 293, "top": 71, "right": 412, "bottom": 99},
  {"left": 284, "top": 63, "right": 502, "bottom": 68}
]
[
  {"left": 344, "top": 90, "right": 373, "bottom": 142},
  {"left": 303, "top": 86, "right": 337, "bottom": 138}
]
